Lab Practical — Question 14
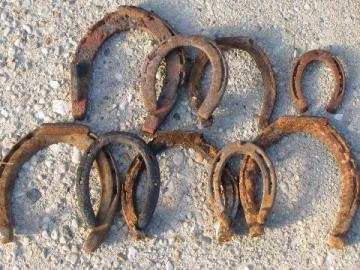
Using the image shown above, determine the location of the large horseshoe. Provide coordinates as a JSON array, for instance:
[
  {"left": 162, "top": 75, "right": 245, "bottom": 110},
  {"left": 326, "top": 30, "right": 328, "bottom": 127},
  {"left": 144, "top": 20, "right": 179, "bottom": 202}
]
[
  {"left": 241, "top": 116, "right": 359, "bottom": 249},
  {"left": 187, "top": 36, "right": 276, "bottom": 129},
  {"left": 142, "top": 35, "right": 228, "bottom": 130},
  {"left": 0, "top": 123, "right": 118, "bottom": 252},
  {"left": 71, "top": 5, "right": 185, "bottom": 132}
]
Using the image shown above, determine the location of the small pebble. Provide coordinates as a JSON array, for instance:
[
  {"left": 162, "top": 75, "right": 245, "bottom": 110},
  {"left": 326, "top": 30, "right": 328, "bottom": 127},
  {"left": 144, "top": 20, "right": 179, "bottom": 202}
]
[
  {"left": 279, "top": 182, "right": 289, "bottom": 194},
  {"left": 52, "top": 100, "right": 69, "bottom": 115},
  {"left": 71, "top": 219, "right": 79, "bottom": 229},
  {"left": 1, "top": 109, "right": 9, "bottom": 118},
  {"left": 127, "top": 247, "right": 138, "bottom": 261},
  {"left": 23, "top": 24, "right": 32, "bottom": 33},
  {"left": 59, "top": 235, "right": 66, "bottom": 244},
  {"left": 51, "top": 230, "right": 59, "bottom": 241},
  {"left": 172, "top": 250, "right": 181, "bottom": 261},
  {"left": 293, "top": 48, "right": 299, "bottom": 58},
  {"left": 71, "top": 148, "right": 81, "bottom": 164},
  {"left": 173, "top": 152, "right": 184, "bottom": 166},
  {"left": 166, "top": 260, "right": 174, "bottom": 270},
  {"left": 334, "top": 114, "right": 343, "bottom": 121},
  {"left": 68, "top": 253, "right": 78, "bottom": 265},
  {"left": 26, "top": 188, "right": 41, "bottom": 204},
  {"left": 41, "top": 230, "right": 50, "bottom": 239},
  {"left": 49, "top": 81, "right": 60, "bottom": 89},
  {"left": 71, "top": 245, "right": 79, "bottom": 253},
  {"left": 4, "top": 27, "right": 11, "bottom": 37},
  {"left": 115, "top": 73, "right": 123, "bottom": 81}
]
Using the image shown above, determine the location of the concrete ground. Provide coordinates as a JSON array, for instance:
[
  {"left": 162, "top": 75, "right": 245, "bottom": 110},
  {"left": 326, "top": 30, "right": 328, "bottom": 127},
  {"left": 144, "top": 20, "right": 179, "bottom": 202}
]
[{"left": 1, "top": 0, "right": 360, "bottom": 269}]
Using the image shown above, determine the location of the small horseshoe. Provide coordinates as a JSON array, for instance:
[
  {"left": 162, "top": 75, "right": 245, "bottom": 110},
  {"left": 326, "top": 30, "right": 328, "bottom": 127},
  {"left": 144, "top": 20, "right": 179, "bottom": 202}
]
[
  {"left": 0, "top": 123, "right": 117, "bottom": 252},
  {"left": 76, "top": 131, "right": 160, "bottom": 240},
  {"left": 188, "top": 36, "right": 276, "bottom": 129},
  {"left": 142, "top": 35, "right": 228, "bottom": 132},
  {"left": 71, "top": 5, "right": 185, "bottom": 129},
  {"left": 290, "top": 49, "right": 346, "bottom": 113},
  {"left": 123, "top": 131, "right": 239, "bottom": 241},
  {"left": 241, "top": 116, "right": 359, "bottom": 249},
  {"left": 209, "top": 142, "right": 276, "bottom": 237}
]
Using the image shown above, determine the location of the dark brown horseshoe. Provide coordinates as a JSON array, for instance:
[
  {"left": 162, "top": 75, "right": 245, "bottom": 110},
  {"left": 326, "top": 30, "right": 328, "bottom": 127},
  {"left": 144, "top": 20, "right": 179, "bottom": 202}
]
[
  {"left": 241, "top": 116, "right": 359, "bottom": 249},
  {"left": 76, "top": 131, "right": 160, "bottom": 240},
  {"left": 71, "top": 5, "right": 185, "bottom": 128},
  {"left": 209, "top": 142, "right": 276, "bottom": 237},
  {"left": 0, "top": 123, "right": 118, "bottom": 252},
  {"left": 122, "top": 131, "right": 239, "bottom": 241},
  {"left": 188, "top": 36, "right": 276, "bottom": 129},
  {"left": 142, "top": 35, "right": 228, "bottom": 131},
  {"left": 290, "top": 49, "right": 346, "bottom": 113}
]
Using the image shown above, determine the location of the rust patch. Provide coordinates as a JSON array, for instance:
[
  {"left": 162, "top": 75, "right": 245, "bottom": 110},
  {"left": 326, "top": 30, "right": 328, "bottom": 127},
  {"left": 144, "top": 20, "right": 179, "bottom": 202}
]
[
  {"left": 142, "top": 35, "right": 228, "bottom": 132},
  {"left": 188, "top": 36, "right": 276, "bottom": 129},
  {"left": 241, "top": 116, "right": 359, "bottom": 249},
  {"left": 290, "top": 49, "right": 346, "bottom": 113},
  {"left": 122, "top": 131, "right": 239, "bottom": 241},
  {"left": 71, "top": 5, "right": 185, "bottom": 130}
]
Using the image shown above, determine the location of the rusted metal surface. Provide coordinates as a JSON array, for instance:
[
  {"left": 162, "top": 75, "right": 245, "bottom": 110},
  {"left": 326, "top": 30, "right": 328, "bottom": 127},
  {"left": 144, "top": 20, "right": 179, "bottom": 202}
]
[
  {"left": 76, "top": 131, "right": 160, "bottom": 240},
  {"left": 188, "top": 36, "right": 276, "bottom": 129},
  {"left": 290, "top": 49, "right": 346, "bottom": 113},
  {"left": 142, "top": 35, "right": 228, "bottom": 130},
  {"left": 209, "top": 142, "right": 276, "bottom": 238},
  {"left": 0, "top": 123, "right": 117, "bottom": 252},
  {"left": 71, "top": 5, "right": 185, "bottom": 129},
  {"left": 241, "top": 116, "right": 360, "bottom": 249},
  {"left": 122, "top": 131, "right": 239, "bottom": 241}
]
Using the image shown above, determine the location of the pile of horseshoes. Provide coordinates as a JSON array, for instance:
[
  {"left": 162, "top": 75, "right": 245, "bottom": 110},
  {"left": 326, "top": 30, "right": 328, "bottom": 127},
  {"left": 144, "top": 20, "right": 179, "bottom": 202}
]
[{"left": 0, "top": 6, "right": 359, "bottom": 253}]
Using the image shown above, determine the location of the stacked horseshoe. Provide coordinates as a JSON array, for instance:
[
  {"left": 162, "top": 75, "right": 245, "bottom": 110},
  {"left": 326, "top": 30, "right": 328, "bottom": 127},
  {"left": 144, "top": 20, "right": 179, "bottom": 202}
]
[{"left": 0, "top": 5, "right": 359, "bottom": 253}]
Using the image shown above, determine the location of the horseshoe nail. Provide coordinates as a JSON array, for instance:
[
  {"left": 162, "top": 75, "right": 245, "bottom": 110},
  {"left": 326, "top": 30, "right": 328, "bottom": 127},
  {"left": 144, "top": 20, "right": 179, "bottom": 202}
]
[
  {"left": 142, "top": 35, "right": 228, "bottom": 132},
  {"left": 71, "top": 5, "right": 185, "bottom": 129},
  {"left": 76, "top": 131, "right": 160, "bottom": 239},
  {"left": 0, "top": 123, "right": 117, "bottom": 252},
  {"left": 209, "top": 142, "right": 276, "bottom": 237},
  {"left": 123, "top": 131, "right": 239, "bottom": 241},
  {"left": 241, "top": 116, "right": 359, "bottom": 249},
  {"left": 290, "top": 49, "right": 346, "bottom": 113},
  {"left": 188, "top": 36, "right": 276, "bottom": 129}
]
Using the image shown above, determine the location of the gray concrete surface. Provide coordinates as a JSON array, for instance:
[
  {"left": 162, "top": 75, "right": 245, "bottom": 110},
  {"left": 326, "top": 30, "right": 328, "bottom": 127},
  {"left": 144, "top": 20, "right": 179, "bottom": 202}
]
[{"left": 1, "top": 0, "right": 360, "bottom": 269}]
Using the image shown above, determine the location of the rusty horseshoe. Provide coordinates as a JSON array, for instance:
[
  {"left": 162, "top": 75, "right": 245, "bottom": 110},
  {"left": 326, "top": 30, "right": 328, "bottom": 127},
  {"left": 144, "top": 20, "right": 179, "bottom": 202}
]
[
  {"left": 142, "top": 35, "right": 228, "bottom": 131},
  {"left": 209, "top": 142, "right": 276, "bottom": 237},
  {"left": 122, "top": 131, "right": 239, "bottom": 241},
  {"left": 71, "top": 5, "right": 185, "bottom": 130},
  {"left": 241, "top": 116, "right": 359, "bottom": 249},
  {"left": 290, "top": 49, "right": 346, "bottom": 113},
  {"left": 0, "top": 123, "right": 118, "bottom": 252},
  {"left": 188, "top": 36, "right": 276, "bottom": 129},
  {"left": 76, "top": 131, "right": 161, "bottom": 239}
]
